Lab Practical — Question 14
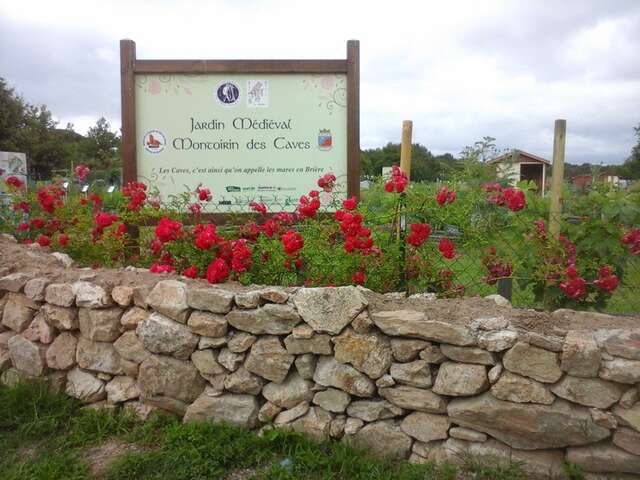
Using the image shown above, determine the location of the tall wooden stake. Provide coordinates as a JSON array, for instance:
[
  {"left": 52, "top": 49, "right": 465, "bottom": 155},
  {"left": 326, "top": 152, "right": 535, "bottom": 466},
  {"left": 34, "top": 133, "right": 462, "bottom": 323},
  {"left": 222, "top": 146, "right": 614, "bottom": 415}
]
[
  {"left": 548, "top": 119, "right": 566, "bottom": 240},
  {"left": 397, "top": 120, "right": 412, "bottom": 291},
  {"left": 400, "top": 120, "right": 413, "bottom": 180}
]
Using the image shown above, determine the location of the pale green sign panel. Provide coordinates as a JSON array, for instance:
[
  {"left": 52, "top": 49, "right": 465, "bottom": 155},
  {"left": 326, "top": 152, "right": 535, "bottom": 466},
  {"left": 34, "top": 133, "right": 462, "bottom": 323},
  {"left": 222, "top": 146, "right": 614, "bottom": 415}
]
[{"left": 135, "top": 74, "right": 347, "bottom": 211}]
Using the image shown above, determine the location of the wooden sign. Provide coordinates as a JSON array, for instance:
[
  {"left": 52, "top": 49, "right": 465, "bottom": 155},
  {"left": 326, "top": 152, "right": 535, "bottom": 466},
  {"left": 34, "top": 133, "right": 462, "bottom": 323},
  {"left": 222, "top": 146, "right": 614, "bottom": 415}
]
[{"left": 120, "top": 39, "right": 360, "bottom": 212}]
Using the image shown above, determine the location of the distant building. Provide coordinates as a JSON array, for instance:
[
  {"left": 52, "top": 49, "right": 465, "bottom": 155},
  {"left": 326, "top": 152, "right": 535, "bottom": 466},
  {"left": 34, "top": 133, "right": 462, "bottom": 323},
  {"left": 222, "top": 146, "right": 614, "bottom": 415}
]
[
  {"left": 487, "top": 150, "right": 550, "bottom": 195},
  {"left": 571, "top": 173, "right": 621, "bottom": 190}
]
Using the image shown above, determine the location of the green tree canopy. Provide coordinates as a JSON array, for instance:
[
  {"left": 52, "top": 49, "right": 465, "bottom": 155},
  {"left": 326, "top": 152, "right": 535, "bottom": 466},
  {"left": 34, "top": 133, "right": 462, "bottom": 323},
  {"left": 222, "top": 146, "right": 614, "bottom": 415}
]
[{"left": 619, "top": 124, "right": 640, "bottom": 180}]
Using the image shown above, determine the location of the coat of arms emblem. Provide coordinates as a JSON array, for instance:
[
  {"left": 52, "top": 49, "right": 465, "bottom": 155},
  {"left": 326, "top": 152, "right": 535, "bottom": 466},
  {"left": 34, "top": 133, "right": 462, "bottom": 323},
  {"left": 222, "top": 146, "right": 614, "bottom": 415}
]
[{"left": 318, "top": 129, "right": 332, "bottom": 150}]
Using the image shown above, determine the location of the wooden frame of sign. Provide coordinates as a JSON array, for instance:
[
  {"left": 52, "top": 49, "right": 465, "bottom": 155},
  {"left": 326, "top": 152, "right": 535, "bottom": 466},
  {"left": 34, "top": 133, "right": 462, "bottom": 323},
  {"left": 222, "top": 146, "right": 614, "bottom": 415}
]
[{"left": 119, "top": 39, "right": 360, "bottom": 222}]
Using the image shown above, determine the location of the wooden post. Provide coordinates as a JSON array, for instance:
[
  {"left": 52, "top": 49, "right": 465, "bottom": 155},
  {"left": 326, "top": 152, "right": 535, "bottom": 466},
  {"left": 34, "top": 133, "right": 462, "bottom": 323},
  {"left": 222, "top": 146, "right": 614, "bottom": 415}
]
[
  {"left": 400, "top": 120, "right": 413, "bottom": 179},
  {"left": 346, "top": 40, "right": 360, "bottom": 200},
  {"left": 548, "top": 119, "right": 566, "bottom": 240}
]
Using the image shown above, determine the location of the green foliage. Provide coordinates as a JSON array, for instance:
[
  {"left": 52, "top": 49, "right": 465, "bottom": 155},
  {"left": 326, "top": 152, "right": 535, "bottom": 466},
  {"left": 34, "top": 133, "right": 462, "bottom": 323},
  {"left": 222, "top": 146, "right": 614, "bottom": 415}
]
[{"left": 619, "top": 123, "right": 640, "bottom": 180}]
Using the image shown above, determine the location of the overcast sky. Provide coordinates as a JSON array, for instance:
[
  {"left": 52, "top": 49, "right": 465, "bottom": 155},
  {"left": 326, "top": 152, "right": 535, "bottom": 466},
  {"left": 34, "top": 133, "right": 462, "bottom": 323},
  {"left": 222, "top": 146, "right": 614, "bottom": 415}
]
[{"left": 1, "top": 0, "right": 638, "bottom": 164}]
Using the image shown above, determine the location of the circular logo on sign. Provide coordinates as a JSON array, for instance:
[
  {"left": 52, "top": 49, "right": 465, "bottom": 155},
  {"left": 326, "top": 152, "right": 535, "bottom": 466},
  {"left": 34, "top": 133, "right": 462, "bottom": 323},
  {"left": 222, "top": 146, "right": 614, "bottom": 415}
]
[
  {"left": 216, "top": 81, "right": 240, "bottom": 106},
  {"left": 143, "top": 130, "right": 166, "bottom": 154}
]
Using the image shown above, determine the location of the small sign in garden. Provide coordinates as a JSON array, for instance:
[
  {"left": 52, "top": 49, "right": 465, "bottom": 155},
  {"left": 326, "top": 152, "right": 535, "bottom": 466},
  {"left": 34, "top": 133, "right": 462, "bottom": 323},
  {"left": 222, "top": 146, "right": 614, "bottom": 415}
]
[{"left": 120, "top": 40, "right": 360, "bottom": 212}]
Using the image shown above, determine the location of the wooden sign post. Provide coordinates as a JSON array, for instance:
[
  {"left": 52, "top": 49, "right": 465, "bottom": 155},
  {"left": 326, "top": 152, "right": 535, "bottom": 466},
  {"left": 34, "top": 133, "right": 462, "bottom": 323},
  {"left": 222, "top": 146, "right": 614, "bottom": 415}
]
[
  {"left": 548, "top": 119, "right": 566, "bottom": 240},
  {"left": 120, "top": 39, "right": 360, "bottom": 215}
]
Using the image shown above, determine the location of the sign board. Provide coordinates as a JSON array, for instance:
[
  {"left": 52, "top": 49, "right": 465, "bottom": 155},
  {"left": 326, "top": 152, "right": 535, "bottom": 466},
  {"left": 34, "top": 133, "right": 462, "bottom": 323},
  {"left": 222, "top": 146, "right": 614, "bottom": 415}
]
[
  {"left": 120, "top": 40, "right": 360, "bottom": 214},
  {"left": 0, "top": 151, "right": 27, "bottom": 194}
]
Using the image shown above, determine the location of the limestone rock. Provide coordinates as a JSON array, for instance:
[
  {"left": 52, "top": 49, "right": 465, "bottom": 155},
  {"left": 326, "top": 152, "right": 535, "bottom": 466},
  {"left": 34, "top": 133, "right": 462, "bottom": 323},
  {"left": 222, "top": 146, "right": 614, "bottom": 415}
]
[
  {"left": 612, "top": 403, "right": 640, "bottom": 432},
  {"left": 330, "top": 415, "right": 346, "bottom": 438},
  {"left": 0, "top": 331, "right": 16, "bottom": 348},
  {"left": 274, "top": 401, "right": 310, "bottom": 425},
  {"left": 136, "top": 312, "right": 198, "bottom": 360},
  {"left": 599, "top": 329, "right": 640, "bottom": 361},
  {"left": 184, "top": 393, "right": 259, "bottom": 428},
  {"left": 390, "top": 339, "right": 429, "bottom": 362},
  {"left": 344, "top": 417, "right": 364, "bottom": 435},
  {"left": 73, "top": 281, "right": 113, "bottom": 308},
  {"left": 313, "top": 388, "right": 351, "bottom": 413},
  {"left": 191, "top": 349, "right": 227, "bottom": 378},
  {"left": 289, "top": 406, "right": 333, "bottom": 441},
  {"left": 333, "top": 329, "right": 392, "bottom": 379},
  {"left": 620, "top": 387, "right": 639, "bottom": 409},
  {"left": 389, "top": 360, "right": 432, "bottom": 388},
  {"left": 448, "top": 392, "right": 611, "bottom": 450},
  {"left": 0, "top": 272, "right": 33, "bottom": 292},
  {"left": 24, "top": 277, "right": 49, "bottom": 301},
  {"left": 613, "top": 427, "right": 640, "bottom": 456},
  {"left": 113, "top": 331, "right": 149, "bottom": 364},
  {"left": 105, "top": 375, "right": 140, "bottom": 403},
  {"left": 371, "top": 310, "right": 475, "bottom": 346},
  {"left": 217, "top": 348, "right": 244, "bottom": 372},
  {"left": 66, "top": 367, "right": 106, "bottom": 403},
  {"left": 284, "top": 333, "right": 333, "bottom": 355},
  {"left": 551, "top": 375, "right": 626, "bottom": 409},
  {"left": 46, "top": 332, "right": 78, "bottom": 370},
  {"left": 2, "top": 293, "right": 38, "bottom": 332},
  {"left": 469, "top": 315, "right": 510, "bottom": 331},
  {"left": 351, "top": 310, "right": 374, "bottom": 333},
  {"left": 259, "top": 287, "right": 290, "bottom": 304},
  {"left": 524, "top": 331, "right": 564, "bottom": 352},
  {"left": 440, "top": 344, "right": 496, "bottom": 365},
  {"left": 502, "top": 342, "right": 562, "bottom": 383},
  {"left": 132, "top": 285, "right": 153, "bottom": 309},
  {"left": 484, "top": 294, "right": 511, "bottom": 307},
  {"left": 234, "top": 291, "right": 261, "bottom": 309},
  {"left": 566, "top": 442, "right": 640, "bottom": 475},
  {"left": 313, "top": 356, "right": 375, "bottom": 397},
  {"left": 379, "top": 386, "right": 447, "bottom": 413},
  {"left": 419, "top": 344, "right": 446, "bottom": 363},
  {"left": 353, "top": 421, "right": 412, "bottom": 459},
  {"left": 449, "top": 427, "right": 487, "bottom": 442},
  {"left": 120, "top": 307, "right": 148, "bottom": 330},
  {"left": 511, "top": 449, "right": 566, "bottom": 479},
  {"left": 45, "top": 283, "right": 76, "bottom": 307},
  {"left": 224, "top": 366, "right": 264, "bottom": 395},
  {"left": 262, "top": 372, "right": 313, "bottom": 408},
  {"left": 258, "top": 401, "right": 282, "bottom": 422},
  {"left": 490, "top": 371, "right": 554, "bottom": 405},
  {"left": 146, "top": 280, "right": 189, "bottom": 322},
  {"left": 293, "top": 286, "right": 368, "bottom": 335},
  {"left": 376, "top": 374, "right": 395, "bottom": 388},
  {"left": 432, "top": 362, "right": 488, "bottom": 396},
  {"left": 140, "top": 395, "right": 188, "bottom": 415},
  {"left": 244, "top": 336, "right": 294, "bottom": 383},
  {"left": 488, "top": 363, "right": 503, "bottom": 384},
  {"left": 138, "top": 354, "right": 206, "bottom": 403},
  {"left": 226, "top": 305, "right": 300, "bottom": 335},
  {"left": 76, "top": 338, "right": 122, "bottom": 374},
  {"left": 561, "top": 331, "right": 601, "bottom": 377},
  {"left": 294, "top": 353, "right": 316, "bottom": 379},
  {"left": 123, "top": 401, "right": 157, "bottom": 421},
  {"left": 599, "top": 358, "right": 640, "bottom": 384},
  {"left": 8, "top": 335, "right": 46, "bottom": 376},
  {"left": 41, "top": 303, "right": 78, "bottom": 330},
  {"left": 111, "top": 285, "right": 134, "bottom": 307},
  {"left": 50, "top": 252, "right": 74, "bottom": 268},
  {"left": 227, "top": 332, "right": 256, "bottom": 353},
  {"left": 23, "top": 313, "right": 54, "bottom": 344},
  {"left": 477, "top": 330, "right": 518, "bottom": 352},
  {"left": 346, "top": 399, "right": 404, "bottom": 421},
  {"left": 186, "top": 287, "right": 234, "bottom": 314},
  {"left": 400, "top": 412, "right": 450, "bottom": 443},
  {"left": 79, "top": 307, "right": 123, "bottom": 342},
  {"left": 198, "top": 336, "right": 226, "bottom": 349},
  {"left": 292, "top": 324, "right": 313, "bottom": 339},
  {"left": 0, "top": 348, "right": 10, "bottom": 372}
]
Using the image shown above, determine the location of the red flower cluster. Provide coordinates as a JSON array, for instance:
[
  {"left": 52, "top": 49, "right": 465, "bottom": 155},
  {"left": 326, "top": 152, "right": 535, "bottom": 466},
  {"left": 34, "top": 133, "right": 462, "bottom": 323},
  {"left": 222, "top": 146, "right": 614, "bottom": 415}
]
[
  {"left": 384, "top": 166, "right": 408, "bottom": 193},
  {"left": 593, "top": 266, "right": 619, "bottom": 293},
  {"left": 5, "top": 176, "right": 24, "bottom": 189},
  {"left": 37, "top": 186, "right": 64, "bottom": 214},
  {"left": 484, "top": 184, "right": 526, "bottom": 212},
  {"left": 482, "top": 247, "right": 513, "bottom": 285},
  {"left": 206, "top": 258, "right": 229, "bottom": 283},
  {"left": 230, "top": 239, "right": 252, "bottom": 273},
  {"left": 150, "top": 263, "right": 175, "bottom": 274},
  {"left": 297, "top": 194, "right": 321, "bottom": 219},
  {"left": 317, "top": 173, "right": 336, "bottom": 192},
  {"left": 250, "top": 202, "right": 267, "bottom": 215},
  {"left": 436, "top": 186, "right": 456, "bottom": 206},
  {"left": 438, "top": 238, "right": 456, "bottom": 259},
  {"left": 352, "top": 270, "right": 366, "bottom": 285},
  {"left": 94, "top": 212, "right": 119, "bottom": 239},
  {"left": 342, "top": 196, "right": 358, "bottom": 211},
  {"left": 282, "top": 230, "right": 304, "bottom": 256},
  {"left": 560, "top": 266, "right": 587, "bottom": 300},
  {"left": 12, "top": 201, "right": 29, "bottom": 213},
  {"left": 37, "top": 234, "right": 51, "bottom": 247},
  {"left": 622, "top": 229, "right": 640, "bottom": 255},
  {"left": 188, "top": 203, "right": 202, "bottom": 215},
  {"left": 193, "top": 224, "right": 221, "bottom": 250},
  {"left": 336, "top": 211, "right": 373, "bottom": 253},
  {"left": 58, "top": 234, "right": 70, "bottom": 247},
  {"left": 196, "top": 185, "right": 212, "bottom": 202},
  {"left": 30, "top": 218, "right": 45, "bottom": 229},
  {"left": 407, "top": 223, "right": 431, "bottom": 247},
  {"left": 123, "top": 182, "right": 147, "bottom": 211},
  {"left": 155, "top": 217, "right": 182, "bottom": 243},
  {"left": 74, "top": 164, "right": 90, "bottom": 182},
  {"left": 182, "top": 266, "right": 198, "bottom": 278}
]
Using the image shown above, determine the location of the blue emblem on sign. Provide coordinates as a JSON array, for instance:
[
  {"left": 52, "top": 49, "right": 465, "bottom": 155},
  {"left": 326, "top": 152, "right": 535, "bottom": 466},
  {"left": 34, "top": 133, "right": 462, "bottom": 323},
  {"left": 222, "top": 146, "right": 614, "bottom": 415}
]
[
  {"left": 216, "top": 81, "right": 240, "bottom": 105},
  {"left": 318, "top": 129, "right": 332, "bottom": 150}
]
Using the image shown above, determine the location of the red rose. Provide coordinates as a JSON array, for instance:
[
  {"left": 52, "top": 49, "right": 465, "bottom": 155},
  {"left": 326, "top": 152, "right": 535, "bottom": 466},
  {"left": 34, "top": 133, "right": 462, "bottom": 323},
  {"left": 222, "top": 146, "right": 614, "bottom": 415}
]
[
  {"left": 352, "top": 270, "right": 366, "bottom": 285},
  {"left": 58, "top": 234, "right": 70, "bottom": 247},
  {"left": 249, "top": 202, "right": 267, "bottom": 215},
  {"left": 182, "top": 266, "right": 199, "bottom": 278},
  {"left": 407, "top": 223, "right": 431, "bottom": 247},
  {"left": 155, "top": 217, "right": 182, "bottom": 243},
  {"left": 5, "top": 176, "right": 24, "bottom": 189},
  {"left": 342, "top": 196, "right": 358, "bottom": 211},
  {"left": 282, "top": 230, "right": 304, "bottom": 256},
  {"left": 503, "top": 188, "right": 526, "bottom": 211},
  {"left": 74, "top": 164, "right": 91, "bottom": 182},
  {"left": 37, "top": 234, "right": 51, "bottom": 247},
  {"left": 317, "top": 173, "right": 336, "bottom": 192},
  {"left": 206, "top": 258, "right": 230, "bottom": 284},
  {"left": 438, "top": 238, "right": 456, "bottom": 259},
  {"left": 436, "top": 186, "right": 456, "bottom": 206},
  {"left": 196, "top": 185, "right": 212, "bottom": 202},
  {"left": 559, "top": 276, "right": 587, "bottom": 300}
]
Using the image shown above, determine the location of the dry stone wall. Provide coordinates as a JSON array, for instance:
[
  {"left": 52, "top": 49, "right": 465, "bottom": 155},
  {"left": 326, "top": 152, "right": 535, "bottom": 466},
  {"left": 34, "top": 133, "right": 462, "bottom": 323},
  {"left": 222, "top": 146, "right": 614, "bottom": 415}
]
[{"left": 1, "top": 258, "right": 640, "bottom": 478}]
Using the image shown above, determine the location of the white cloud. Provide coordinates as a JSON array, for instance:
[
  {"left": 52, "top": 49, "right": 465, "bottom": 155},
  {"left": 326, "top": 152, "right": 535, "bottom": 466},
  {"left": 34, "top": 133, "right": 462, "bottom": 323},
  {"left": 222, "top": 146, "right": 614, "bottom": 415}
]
[{"left": 0, "top": 0, "right": 638, "bottom": 164}]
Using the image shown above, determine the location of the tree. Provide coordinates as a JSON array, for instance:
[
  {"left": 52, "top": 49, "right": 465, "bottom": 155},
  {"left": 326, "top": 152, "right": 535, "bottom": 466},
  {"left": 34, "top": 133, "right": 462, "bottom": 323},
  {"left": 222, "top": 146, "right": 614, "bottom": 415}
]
[
  {"left": 361, "top": 142, "right": 452, "bottom": 182},
  {"left": 620, "top": 124, "right": 640, "bottom": 180},
  {"left": 81, "top": 117, "right": 121, "bottom": 170}
]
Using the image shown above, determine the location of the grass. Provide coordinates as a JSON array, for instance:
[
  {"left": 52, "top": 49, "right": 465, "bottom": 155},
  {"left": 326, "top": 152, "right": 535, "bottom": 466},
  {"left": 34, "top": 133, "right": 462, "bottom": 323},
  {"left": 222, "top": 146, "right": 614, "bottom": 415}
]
[{"left": 0, "top": 380, "right": 589, "bottom": 480}]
